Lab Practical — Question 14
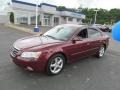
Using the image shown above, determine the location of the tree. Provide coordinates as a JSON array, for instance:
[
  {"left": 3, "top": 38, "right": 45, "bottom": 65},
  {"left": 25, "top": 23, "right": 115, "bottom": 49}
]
[
  {"left": 57, "top": 6, "right": 66, "bottom": 11},
  {"left": 79, "top": 7, "right": 120, "bottom": 24},
  {"left": 109, "top": 9, "right": 120, "bottom": 23},
  {"left": 9, "top": 12, "right": 14, "bottom": 23}
]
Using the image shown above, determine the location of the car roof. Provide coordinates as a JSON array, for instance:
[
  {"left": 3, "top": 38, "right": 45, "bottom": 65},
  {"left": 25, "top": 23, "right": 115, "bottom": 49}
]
[
  {"left": 57, "top": 24, "right": 102, "bottom": 32},
  {"left": 60, "top": 24, "right": 87, "bottom": 28}
]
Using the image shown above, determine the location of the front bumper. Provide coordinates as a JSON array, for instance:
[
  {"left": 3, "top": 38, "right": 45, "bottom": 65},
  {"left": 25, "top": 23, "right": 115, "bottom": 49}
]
[{"left": 10, "top": 55, "right": 46, "bottom": 72}]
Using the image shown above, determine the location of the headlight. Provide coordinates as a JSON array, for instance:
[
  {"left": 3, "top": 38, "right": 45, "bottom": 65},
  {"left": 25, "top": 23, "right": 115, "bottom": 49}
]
[{"left": 21, "top": 52, "right": 42, "bottom": 58}]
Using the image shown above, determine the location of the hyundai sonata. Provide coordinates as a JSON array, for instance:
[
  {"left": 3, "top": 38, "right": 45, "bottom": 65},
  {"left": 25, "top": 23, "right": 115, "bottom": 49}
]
[{"left": 10, "top": 24, "right": 109, "bottom": 75}]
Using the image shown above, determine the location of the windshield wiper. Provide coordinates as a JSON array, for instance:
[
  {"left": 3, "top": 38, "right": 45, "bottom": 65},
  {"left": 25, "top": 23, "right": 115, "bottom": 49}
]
[
  {"left": 44, "top": 35, "right": 56, "bottom": 39},
  {"left": 42, "top": 35, "right": 65, "bottom": 41}
]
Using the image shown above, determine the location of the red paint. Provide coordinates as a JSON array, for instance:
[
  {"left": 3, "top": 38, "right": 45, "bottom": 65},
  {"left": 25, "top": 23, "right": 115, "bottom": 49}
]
[{"left": 10, "top": 25, "right": 109, "bottom": 72}]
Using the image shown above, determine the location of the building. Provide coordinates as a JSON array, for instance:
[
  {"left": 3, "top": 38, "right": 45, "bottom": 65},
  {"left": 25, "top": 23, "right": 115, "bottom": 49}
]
[
  {"left": 0, "top": 6, "right": 9, "bottom": 24},
  {"left": 0, "top": 12, "right": 9, "bottom": 24},
  {"left": 10, "top": 0, "right": 85, "bottom": 26}
]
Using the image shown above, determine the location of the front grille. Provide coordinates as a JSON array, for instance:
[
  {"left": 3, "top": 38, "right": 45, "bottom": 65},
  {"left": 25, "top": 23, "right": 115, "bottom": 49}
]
[{"left": 10, "top": 47, "right": 19, "bottom": 57}]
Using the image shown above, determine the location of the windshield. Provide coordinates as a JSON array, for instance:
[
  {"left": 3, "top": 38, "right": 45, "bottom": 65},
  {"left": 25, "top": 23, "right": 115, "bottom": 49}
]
[{"left": 43, "top": 25, "right": 77, "bottom": 41}]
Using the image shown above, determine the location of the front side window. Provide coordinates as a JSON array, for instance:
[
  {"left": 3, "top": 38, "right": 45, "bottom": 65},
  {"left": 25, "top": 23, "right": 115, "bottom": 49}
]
[
  {"left": 88, "top": 28, "right": 101, "bottom": 38},
  {"left": 78, "top": 29, "right": 88, "bottom": 39},
  {"left": 43, "top": 25, "right": 78, "bottom": 41}
]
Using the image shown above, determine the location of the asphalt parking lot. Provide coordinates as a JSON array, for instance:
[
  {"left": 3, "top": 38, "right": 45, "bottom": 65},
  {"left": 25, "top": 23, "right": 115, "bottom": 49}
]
[{"left": 0, "top": 24, "right": 120, "bottom": 90}]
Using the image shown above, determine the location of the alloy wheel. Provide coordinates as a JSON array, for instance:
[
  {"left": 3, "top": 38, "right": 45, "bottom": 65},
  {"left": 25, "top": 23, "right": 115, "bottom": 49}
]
[
  {"left": 99, "top": 46, "right": 105, "bottom": 57},
  {"left": 50, "top": 57, "right": 64, "bottom": 74}
]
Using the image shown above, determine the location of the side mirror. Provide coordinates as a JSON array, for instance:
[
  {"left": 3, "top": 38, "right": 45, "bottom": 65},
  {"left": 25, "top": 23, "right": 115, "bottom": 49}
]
[{"left": 72, "top": 37, "right": 82, "bottom": 43}]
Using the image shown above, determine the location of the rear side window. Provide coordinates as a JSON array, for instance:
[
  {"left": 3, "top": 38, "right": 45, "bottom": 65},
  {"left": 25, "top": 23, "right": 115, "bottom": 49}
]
[{"left": 88, "top": 28, "right": 101, "bottom": 38}]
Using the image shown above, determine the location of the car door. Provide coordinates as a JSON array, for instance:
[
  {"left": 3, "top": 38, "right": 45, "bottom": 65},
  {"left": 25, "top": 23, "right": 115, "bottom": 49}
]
[
  {"left": 87, "top": 28, "right": 103, "bottom": 55},
  {"left": 65, "top": 28, "right": 93, "bottom": 62}
]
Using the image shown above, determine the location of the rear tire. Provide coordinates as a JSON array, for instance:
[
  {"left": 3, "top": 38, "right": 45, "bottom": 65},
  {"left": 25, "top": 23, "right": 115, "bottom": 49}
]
[
  {"left": 46, "top": 54, "right": 65, "bottom": 75},
  {"left": 96, "top": 45, "right": 106, "bottom": 58}
]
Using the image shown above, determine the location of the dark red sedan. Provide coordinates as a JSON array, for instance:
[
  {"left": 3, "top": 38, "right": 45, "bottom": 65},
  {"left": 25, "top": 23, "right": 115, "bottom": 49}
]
[{"left": 10, "top": 24, "right": 109, "bottom": 75}]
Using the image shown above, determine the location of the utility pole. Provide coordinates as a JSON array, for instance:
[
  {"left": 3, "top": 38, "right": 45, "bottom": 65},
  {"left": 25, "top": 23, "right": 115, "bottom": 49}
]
[
  {"left": 94, "top": 9, "right": 99, "bottom": 24},
  {"left": 34, "top": 0, "right": 40, "bottom": 32}
]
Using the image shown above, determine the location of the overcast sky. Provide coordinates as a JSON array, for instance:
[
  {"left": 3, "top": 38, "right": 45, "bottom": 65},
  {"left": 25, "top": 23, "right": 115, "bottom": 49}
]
[{"left": 0, "top": 0, "right": 120, "bottom": 11}]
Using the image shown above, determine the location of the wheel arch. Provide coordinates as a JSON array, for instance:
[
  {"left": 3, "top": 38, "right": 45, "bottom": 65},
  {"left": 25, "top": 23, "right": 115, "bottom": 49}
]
[
  {"left": 103, "top": 43, "right": 107, "bottom": 50},
  {"left": 48, "top": 52, "right": 68, "bottom": 64}
]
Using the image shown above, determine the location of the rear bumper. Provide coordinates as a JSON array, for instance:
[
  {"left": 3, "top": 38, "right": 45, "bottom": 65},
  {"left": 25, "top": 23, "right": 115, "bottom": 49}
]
[{"left": 11, "top": 55, "right": 47, "bottom": 72}]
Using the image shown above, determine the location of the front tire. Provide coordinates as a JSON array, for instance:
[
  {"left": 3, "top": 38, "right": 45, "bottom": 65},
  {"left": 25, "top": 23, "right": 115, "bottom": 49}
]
[
  {"left": 96, "top": 45, "right": 106, "bottom": 58},
  {"left": 46, "top": 54, "right": 65, "bottom": 75}
]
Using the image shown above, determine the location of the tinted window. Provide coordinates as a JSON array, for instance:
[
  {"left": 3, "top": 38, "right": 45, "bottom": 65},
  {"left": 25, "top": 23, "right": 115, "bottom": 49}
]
[
  {"left": 78, "top": 29, "right": 88, "bottom": 39},
  {"left": 88, "top": 28, "right": 101, "bottom": 38}
]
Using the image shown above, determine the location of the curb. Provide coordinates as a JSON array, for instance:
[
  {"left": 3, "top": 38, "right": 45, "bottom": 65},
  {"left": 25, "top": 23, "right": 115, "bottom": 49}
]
[{"left": 5, "top": 24, "right": 42, "bottom": 35}]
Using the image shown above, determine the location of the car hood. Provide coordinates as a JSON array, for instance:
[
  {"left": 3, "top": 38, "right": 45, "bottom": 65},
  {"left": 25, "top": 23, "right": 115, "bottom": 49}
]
[{"left": 13, "top": 35, "right": 63, "bottom": 50}]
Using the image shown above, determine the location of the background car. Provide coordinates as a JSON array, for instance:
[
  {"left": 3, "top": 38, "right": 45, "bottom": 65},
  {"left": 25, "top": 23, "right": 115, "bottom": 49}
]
[
  {"left": 10, "top": 24, "right": 110, "bottom": 75},
  {"left": 92, "top": 24, "right": 111, "bottom": 32},
  {"left": 107, "top": 25, "right": 112, "bottom": 32}
]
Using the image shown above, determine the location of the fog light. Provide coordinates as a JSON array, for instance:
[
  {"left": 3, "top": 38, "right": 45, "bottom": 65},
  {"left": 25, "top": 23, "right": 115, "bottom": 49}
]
[{"left": 26, "top": 66, "right": 33, "bottom": 71}]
